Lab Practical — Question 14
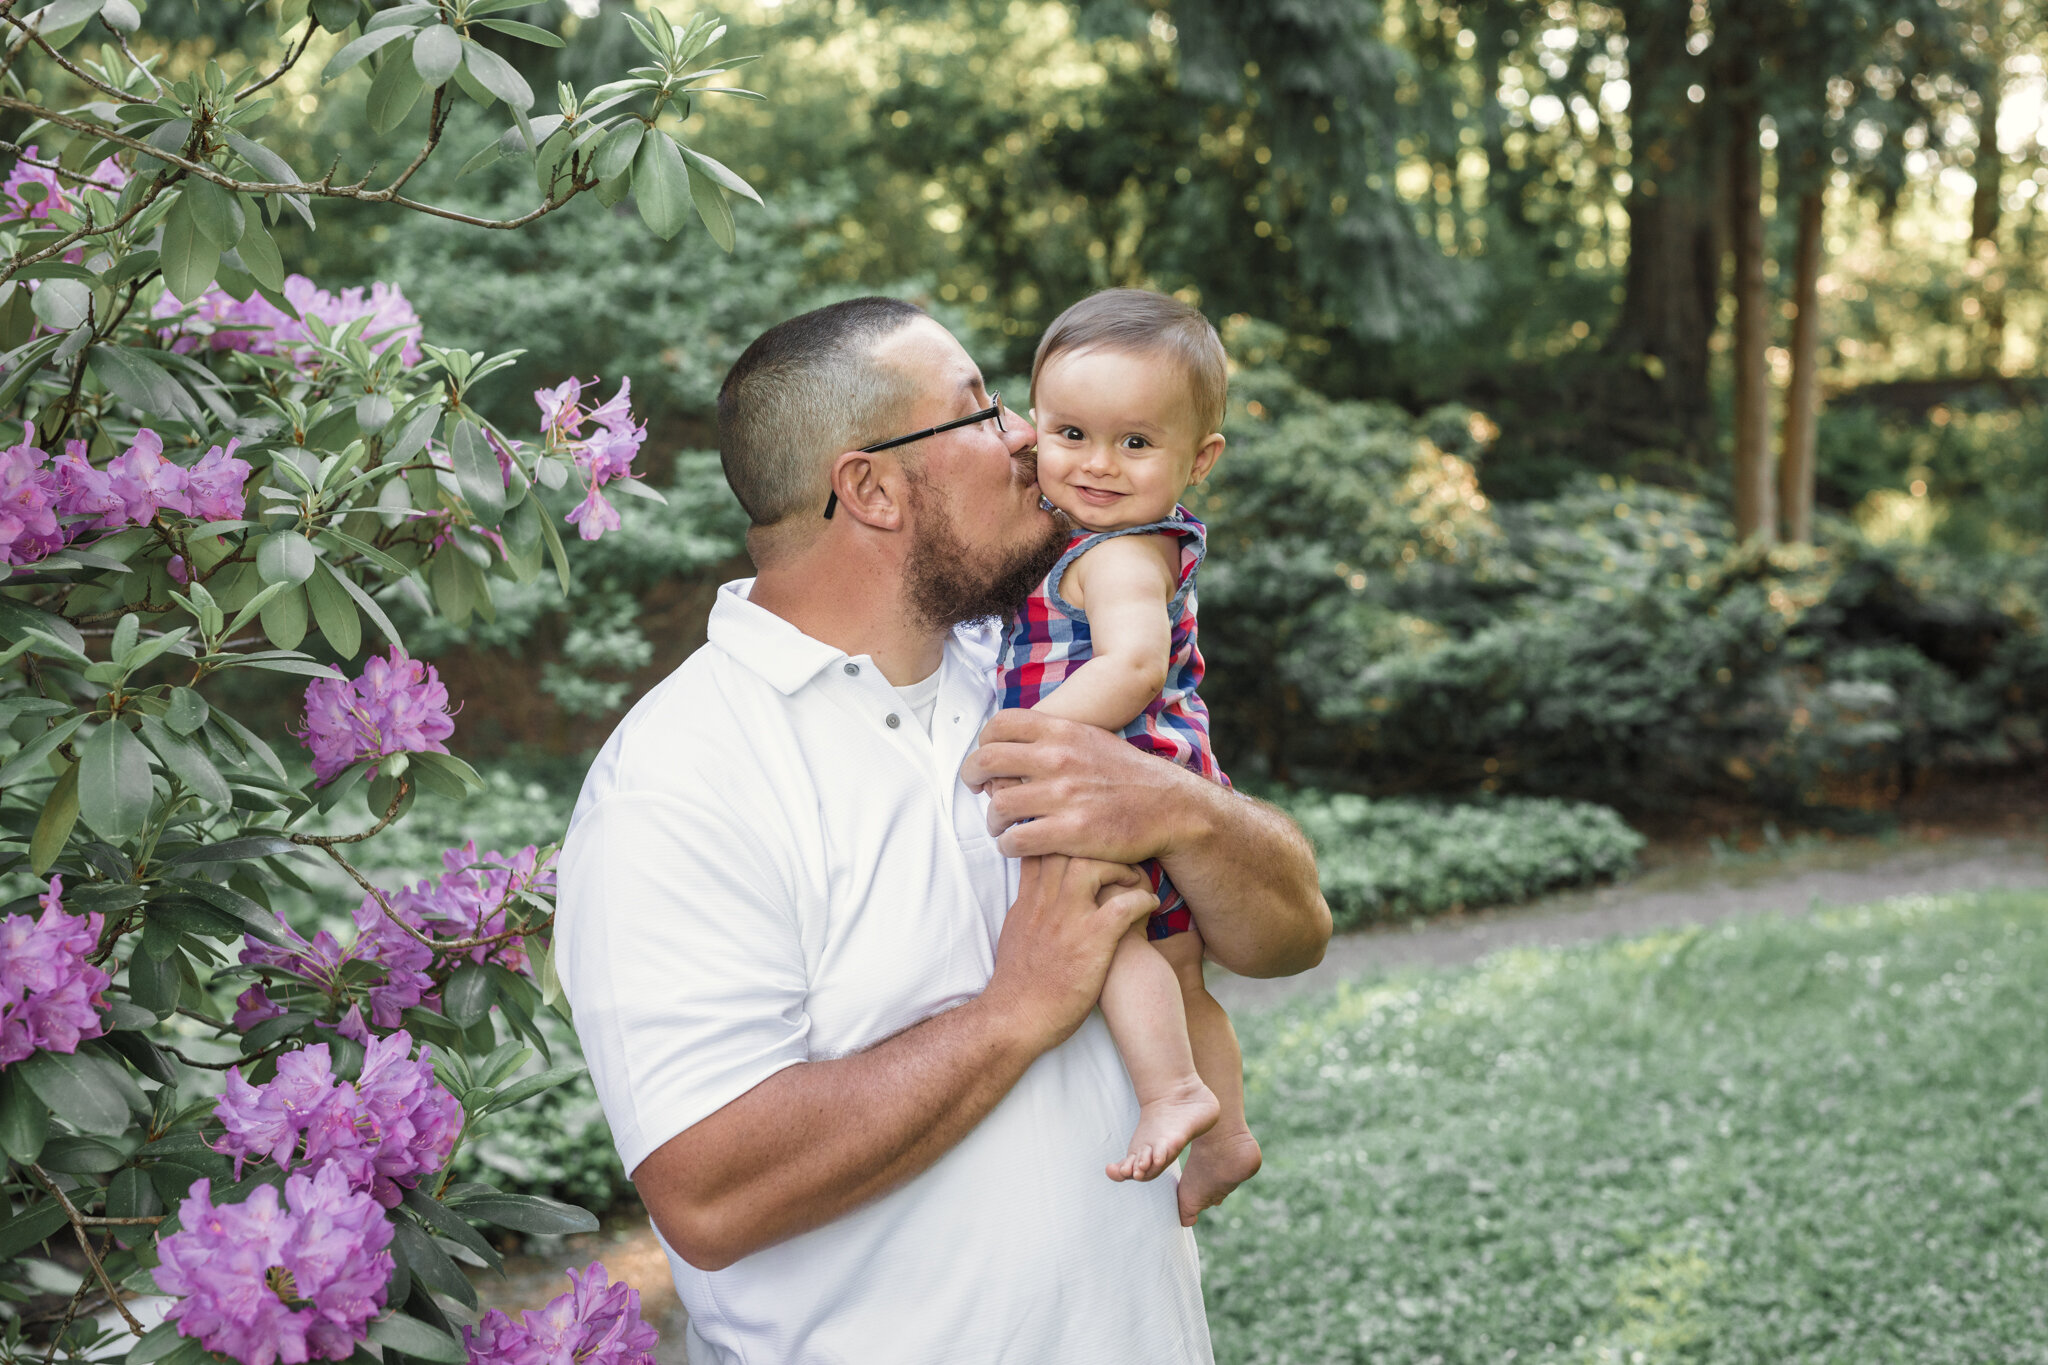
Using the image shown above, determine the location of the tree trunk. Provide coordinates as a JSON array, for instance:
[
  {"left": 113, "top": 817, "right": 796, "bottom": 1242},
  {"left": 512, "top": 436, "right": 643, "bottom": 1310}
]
[
  {"left": 1972, "top": 73, "right": 2005, "bottom": 374},
  {"left": 1606, "top": 0, "right": 1721, "bottom": 462},
  {"left": 1779, "top": 187, "right": 1823, "bottom": 544},
  {"left": 1727, "top": 102, "right": 1774, "bottom": 544}
]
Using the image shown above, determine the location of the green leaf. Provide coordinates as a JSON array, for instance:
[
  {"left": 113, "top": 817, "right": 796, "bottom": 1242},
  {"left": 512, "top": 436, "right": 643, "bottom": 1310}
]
[
  {"left": 311, "top": 0, "right": 360, "bottom": 31},
  {"left": 687, "top": 160, "right": 737, "bottom": 252},
  {"left": 390, "top": 1220, "right": 477, "bottom": 1309},
  {"left": 412, "top": 23, "right": 461, "bottom": 85},
  {"left": 400, "top": 1186, "right": 503, "bottom": 1271},
  {"left": 255, "top": 530, "right": 317, "bottom": 586},
  {"left": 31, "top": 761, "right": 80, "bottom": 875},
  {"left": 367, "top": 1312, "right": 466, "bottom": 1364},
  {"left": 159, "top": 197, "right": 219, "bottom": 304},
  {"left": 31, "top": 277, "right": 92, "bottom": 331},
  {"left": 0, "top": 713, "right": 86, "bottom": 789},
  {"left": 460, "top": 39, "right": 533, "bottom": 109},
  {"left": 477, "top": 17, "right": 564, "bottom": 46},
  {"left": 181, "top": 177, "right": 244, "bottom": 249},
  {"left": 89, "top": 345, "right": 188, "bottom": 423},
  {"left": 632, "top": 130, "right": 692, "bottom": 241},
  {"left": 441, "top": 964, "right": 495, "bottom": 1027},
  {"left": 0, "top": 1201, "right": 67, "bottom": 1263},
  {"left": 236, "top": 214, "right": 285, "bottom": 291},
  {"left": 678, "top": 145, "right": 763, "bottom": 205},
  {"left": 305, "top": 561, "right": 362, "bottom": 658},
  {"left": 17, "top": 1047, "right": 131, "bottom": 1137},
  {"left": 126, "top": 946, "right": 180, "bottom": 1018},
  {"left": 167, "top": 834, "right": 296, "bottom": 865},
  {"left": 221, "top": 131, "right": 300, "bottom": 186},
  {"left": 39, "top": 1133, "right": 129, "bottom": 1173},
  {"left": 318, "top": 526, "right": 411, "bottom": 577},
  {"left": 444, "top": 1188, "right": 599, "bottom": 1236},
  {"left": 0, "top": 598, "right": 85, "bottom": 653},
  {"left": 449, "top": 420, "right": 507, "bottom": 528},
  {"left": 0, "top": 1066, "right": 50, "bottom": 1164},
  {"left": 258, "top": 583, "right": 309, "bottom": 651},
  {"left": 330, "top": 567, "right": 401, "bottom": 648},
  {"left": 367, "top": 46, "right": 428, "bottom": 135},
  {"left": 126, "top": 1323, "right": 186, "bottom": 1365},
  {"left": 483, "top": 1061, "right": 586, "bottom": 1114},
  {"left": 165, "top": 686, "right": 210, "bottom": 736},
  {"left": 79, "top": 719, "right": 153, "bottom": 840},
  {"left": 322, "top": 23, "right": 413, "bottom": 81},
  {"left": 592, "top": 119, "right": 645, "bottom": 182},
  {"left": 137, "top": 714, "right": 231, "bottom": 807}
]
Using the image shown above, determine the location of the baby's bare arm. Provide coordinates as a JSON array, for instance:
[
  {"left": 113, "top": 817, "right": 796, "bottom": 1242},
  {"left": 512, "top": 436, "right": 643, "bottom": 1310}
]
[{"left": 1034, "top": 534, "right": 1178, "bottom": 732}]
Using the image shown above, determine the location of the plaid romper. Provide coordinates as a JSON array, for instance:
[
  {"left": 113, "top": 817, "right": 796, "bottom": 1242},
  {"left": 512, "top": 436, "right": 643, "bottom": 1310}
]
[{"left": 997, "top": 505, "right": 1231, "bottom": 939}]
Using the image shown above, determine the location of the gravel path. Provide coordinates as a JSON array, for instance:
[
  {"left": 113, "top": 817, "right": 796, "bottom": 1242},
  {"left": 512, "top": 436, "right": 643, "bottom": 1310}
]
[
  {"left": 1209, "top": 832, "right": 2048, "bottom": 1013},
  {"left": 484, "top": 830, "right": 2048, "bottom": 1363}
]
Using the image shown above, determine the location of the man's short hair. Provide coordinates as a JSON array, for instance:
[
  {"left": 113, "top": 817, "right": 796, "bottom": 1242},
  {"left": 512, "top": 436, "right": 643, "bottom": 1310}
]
[
  {"left": 1030, "top": 289, "right": 1228, "bottom": 436},
  {"left": 717, "top": 297, "right": 929, "bottom": 526}
]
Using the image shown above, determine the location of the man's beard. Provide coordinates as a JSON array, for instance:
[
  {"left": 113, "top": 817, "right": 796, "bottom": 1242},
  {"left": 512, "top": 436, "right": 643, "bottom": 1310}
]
[{"left": 903, "top": 465, "right": 1069, "bottom": 631}]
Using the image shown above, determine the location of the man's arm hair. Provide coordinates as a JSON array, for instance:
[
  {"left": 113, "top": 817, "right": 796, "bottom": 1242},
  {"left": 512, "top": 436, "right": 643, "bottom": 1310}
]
[
  {"left": 960, "top": 711, "right": 1331, "bottom": 978},
  {"left": 632, "top": 856, "right": 1156, "bottom": 1269}
]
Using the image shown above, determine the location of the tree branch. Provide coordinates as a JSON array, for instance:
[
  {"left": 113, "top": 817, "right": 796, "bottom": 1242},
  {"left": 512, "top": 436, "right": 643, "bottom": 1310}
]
[
  {"left": 238, "top": 17, "right": 318, "bottom": 101},
  {"left": 0, "top": 12, "right": 152, "bottom": 106},
  {"left": 26, "top": 1164, "right": 146, "bottom": 1338}
]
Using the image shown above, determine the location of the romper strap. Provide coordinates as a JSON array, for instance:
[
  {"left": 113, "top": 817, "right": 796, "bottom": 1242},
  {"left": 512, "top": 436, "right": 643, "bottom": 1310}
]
[{"left": 1045, "top": 505, "right": 1207, "bottom": 621}]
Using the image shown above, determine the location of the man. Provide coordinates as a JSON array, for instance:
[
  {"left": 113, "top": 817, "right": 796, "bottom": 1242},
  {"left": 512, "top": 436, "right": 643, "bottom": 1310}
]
[{"left": 557, "top": 297, "right": 1330, "bottom": 1364}]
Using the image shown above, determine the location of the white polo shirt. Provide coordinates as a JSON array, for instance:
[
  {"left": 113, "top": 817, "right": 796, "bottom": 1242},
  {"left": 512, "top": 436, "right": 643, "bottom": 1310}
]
[{"left": 557, "top": 580, "right": 1212, "bottom": 1365}]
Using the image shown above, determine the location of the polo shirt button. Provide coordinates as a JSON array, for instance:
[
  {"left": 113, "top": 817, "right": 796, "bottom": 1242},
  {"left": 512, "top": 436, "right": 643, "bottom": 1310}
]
[
  {"left": 885, "top": 713, "right": 901, "bottom": 729},
  {"left": 844, "top": 662, "right": 860, "bottom": 676}
]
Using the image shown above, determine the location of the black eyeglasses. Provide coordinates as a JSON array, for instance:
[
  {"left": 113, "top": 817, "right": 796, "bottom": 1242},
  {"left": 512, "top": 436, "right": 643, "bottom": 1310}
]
[{"left": 823, "top": 393, "right": 1007, "bottom": 518}]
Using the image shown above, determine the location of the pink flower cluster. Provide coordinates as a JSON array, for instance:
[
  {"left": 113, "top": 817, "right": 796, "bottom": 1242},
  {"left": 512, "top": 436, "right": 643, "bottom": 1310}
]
[
  {"left": 0, "top": 878, "right": 108, "bottom": 1066},
  {"left": 211, "top": 1032, "right": 462, "bottom": 1208},
  {"left": 151, "top": 274, "right": 424, "bottom": 369},
  {"left": 155, "top": 1163, "right": 394, "bottom": 1365},
  {"left": 533, "top": 376, "right": 647, "bottom": 541},
  {"left": 465, "top": 1263, "right": 661, "bottom": 1365},
  {"left": 0, "top": 425, "right": 249, "bottom": 565},
  {"left": 1, "top": 145, "right": 128, "bottom": 224},
  {"left": 295, "top": 645, "right": 455, "bottom": 786},
  {"left": 236, "top": 842, "right": 554, "bottom": 1029}
]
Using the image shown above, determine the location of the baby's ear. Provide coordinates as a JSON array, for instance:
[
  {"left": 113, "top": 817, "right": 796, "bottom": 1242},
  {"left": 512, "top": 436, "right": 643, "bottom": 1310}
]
[{"left": 1190, "top": 432, "right": 1226, "bottom": 485}]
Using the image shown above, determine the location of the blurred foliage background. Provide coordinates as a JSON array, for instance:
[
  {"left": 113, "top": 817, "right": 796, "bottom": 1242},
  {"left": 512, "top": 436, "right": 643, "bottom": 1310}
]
[{"left": 80, "top": 0, "right": 2048, "bottom": 888}]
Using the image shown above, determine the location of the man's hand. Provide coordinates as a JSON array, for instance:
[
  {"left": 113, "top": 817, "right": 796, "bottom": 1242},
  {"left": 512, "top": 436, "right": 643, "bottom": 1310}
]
[
  {"left": 984, "top": 855, "right": 1158, "bottom": 1052},
  {"left": 962, "top": 708, "right": 1332, "bottom": 978}
]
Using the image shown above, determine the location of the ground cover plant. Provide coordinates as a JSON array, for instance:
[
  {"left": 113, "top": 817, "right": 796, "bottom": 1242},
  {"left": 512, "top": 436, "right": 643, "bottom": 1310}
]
[{"left": 1203, "top": 890, "right": 2048, "bottom": 1364}]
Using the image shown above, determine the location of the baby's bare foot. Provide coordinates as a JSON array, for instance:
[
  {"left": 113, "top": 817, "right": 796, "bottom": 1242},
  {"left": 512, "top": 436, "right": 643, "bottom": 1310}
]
[
  {"left": 1107, "top": 1079, "right": 1219, "bottom": 1183},
  {"left": 1176, "top": 1128, "right": 1262, "bottom": 1227}
]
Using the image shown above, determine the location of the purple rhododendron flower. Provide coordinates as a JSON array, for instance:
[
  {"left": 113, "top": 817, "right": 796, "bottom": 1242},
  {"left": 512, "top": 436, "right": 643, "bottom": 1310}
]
[
  {"left": 155, "top": 1164, "right": 394, "bottom": 1365},
  {"left": 0, "top": 878, "right": 109, "bottom": 1066},
  {"left": 534, "top": 376, "right": 647, "bottom": 541},
  {"left": 391, "top": 841, "right": 556, "bottom": 976},
  {"left": 0, "top": 424, "right": 63, "bottom": 565},
  {"left": 107, "top": 427, "right": 194, "bottom": 524},
  {"left": 152, "top": 274, "right": 423, "bottom": 369},
  {"left": 238, "top": 905, "right": 435, "bottom": 1033},
  {"left": 465, "top": 1263, "right": 661, "bottom": 1365},
  {"left": 295, "top": 645, "right": 455, "bottom": 785},
  {"left": 212, "top": 1033, "right": 461, "bottom": 1207},
  {"left": 187, "top": 438, "right": 252, "bottom": 521},
  {"left": 51, "top": 438, "right": 124, "bottom": 529},
  {"left": 1, "top": 145, "right": 127, "bottom": 223}
]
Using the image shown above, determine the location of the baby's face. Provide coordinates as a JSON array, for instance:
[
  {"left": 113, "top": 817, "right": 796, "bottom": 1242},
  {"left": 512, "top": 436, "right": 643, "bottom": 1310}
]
[{"left": 1030, "top": 347, "right": 1221, "bottom": 533}]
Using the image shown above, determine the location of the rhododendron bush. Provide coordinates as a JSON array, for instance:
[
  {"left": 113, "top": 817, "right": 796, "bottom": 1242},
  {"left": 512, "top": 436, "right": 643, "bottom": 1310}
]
[{"left": 0, "top": 4, "right": 760, "bottom": 1362}]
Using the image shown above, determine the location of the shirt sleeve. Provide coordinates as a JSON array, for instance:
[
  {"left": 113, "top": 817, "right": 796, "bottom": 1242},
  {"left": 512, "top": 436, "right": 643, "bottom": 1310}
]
[{"left": 556, "top": 788, "right": 811, "bottom": 1177}]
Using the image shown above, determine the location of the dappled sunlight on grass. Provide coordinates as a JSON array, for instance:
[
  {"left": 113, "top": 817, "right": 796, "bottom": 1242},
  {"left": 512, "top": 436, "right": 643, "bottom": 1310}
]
[{"left": 1207, "top": 892, "right": 2048, "bottom": 1364}]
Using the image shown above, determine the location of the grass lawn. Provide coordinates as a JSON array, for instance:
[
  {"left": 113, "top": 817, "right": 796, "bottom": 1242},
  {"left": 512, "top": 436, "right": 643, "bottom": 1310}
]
[{"left": 1205, "top": 891, "right": 2048, "bottom": 1364}]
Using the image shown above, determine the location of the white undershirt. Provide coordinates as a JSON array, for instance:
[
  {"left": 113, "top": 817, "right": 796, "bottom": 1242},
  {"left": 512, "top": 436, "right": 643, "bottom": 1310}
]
[{"left": 892, "top": 665, "right": 943, "bottom": 736}]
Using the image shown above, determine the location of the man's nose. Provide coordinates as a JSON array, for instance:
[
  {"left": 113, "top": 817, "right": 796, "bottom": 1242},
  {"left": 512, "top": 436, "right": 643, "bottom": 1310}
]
[{"left": 1004, "top": 414, "right": 1038, "bottom": 453}]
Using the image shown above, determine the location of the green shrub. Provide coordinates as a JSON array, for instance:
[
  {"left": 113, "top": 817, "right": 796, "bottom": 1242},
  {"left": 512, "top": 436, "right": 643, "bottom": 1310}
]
[{"left": 1269, "top": 790, "right": 1646, "bottom": 928}]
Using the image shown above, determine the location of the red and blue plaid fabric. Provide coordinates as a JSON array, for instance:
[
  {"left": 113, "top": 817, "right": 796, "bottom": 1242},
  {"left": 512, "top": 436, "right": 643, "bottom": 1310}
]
[{"left": 998, "top": 506, "right": 1230, "bottom": 939}]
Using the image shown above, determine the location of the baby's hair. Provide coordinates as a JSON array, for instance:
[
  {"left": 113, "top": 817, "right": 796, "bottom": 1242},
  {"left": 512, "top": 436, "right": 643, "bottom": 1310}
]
[{"left": 1031, "top": 289, "right": 1227, "bottom": 436}]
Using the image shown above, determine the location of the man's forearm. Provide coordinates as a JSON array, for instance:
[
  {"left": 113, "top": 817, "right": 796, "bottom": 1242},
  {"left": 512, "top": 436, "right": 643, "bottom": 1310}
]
[
  {"left": 633, "top": 993, "right": 1040, "bottom": 1271},
  {"left": 1154, "top": 768, "right": 1331, "bottom": 978}
]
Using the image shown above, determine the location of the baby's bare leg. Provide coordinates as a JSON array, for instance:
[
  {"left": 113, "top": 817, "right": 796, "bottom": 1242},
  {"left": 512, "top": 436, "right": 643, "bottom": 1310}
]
[
  {"left": 1099, "top": 924, "right": 1219, "bottom": 1182},
  {"left": 1157, "top": 927, "right": 1262, "bottom": 1226}
]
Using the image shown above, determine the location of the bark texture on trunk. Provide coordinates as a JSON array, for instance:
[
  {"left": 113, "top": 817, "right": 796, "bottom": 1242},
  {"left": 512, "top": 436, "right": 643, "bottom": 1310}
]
[
  {"left": 1779, "top": 187, "right": 1824, "bottom": 545},
  {"left": 1606, "top": 0, "right": 1721, "bottom": 461},
  {"left": 1972, "top": 76, "right": 2005, "bottom": 374},
  {"left": 1727, "top": 104, "right": 1774, "bottom": 544}
]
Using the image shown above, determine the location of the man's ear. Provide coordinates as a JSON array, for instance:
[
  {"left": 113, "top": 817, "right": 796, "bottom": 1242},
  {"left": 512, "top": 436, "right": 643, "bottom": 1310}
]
[
  {"left": 1189, "top": 432, "right": 1226, "bottom": 486},
  {"left": 826, "top": 450, "right": 907, "bottom": 529}
]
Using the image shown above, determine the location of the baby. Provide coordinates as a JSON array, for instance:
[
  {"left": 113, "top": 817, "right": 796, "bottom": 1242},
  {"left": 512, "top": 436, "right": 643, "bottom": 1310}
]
[{"left": 996, "top": 288, "right": 1261, "bottom": 1219}]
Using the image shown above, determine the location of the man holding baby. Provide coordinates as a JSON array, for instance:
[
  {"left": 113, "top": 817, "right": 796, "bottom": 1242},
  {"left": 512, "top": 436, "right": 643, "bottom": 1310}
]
[{"left": 556, "top": 295, "right": 1330, "bottom": 1364}]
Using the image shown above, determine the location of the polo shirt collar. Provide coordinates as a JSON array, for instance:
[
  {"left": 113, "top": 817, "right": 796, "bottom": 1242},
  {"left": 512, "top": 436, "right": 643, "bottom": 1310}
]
[{"left": 708, "top": 579, "right": 847, "bottom": 695}]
